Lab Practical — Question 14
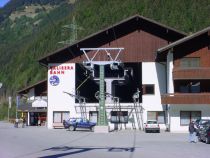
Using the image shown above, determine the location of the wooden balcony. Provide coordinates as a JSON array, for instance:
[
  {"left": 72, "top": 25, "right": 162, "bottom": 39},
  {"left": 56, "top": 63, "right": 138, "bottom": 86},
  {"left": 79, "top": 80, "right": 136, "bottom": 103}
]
[
  {"left": 161, "top": 93, "right": 210, "bottom": 104},
  {"left": 173, "top": 68, "right": 210, "bottom": 79}
]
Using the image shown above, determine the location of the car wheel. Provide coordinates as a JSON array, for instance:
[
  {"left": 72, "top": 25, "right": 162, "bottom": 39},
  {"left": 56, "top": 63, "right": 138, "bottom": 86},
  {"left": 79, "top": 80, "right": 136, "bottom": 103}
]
[
  {"left": 205, "top": 137, "right": 210, "bottom": 144},
  {"left": 69, "top": 126, "right": 75, "bottom": 131},
  {"left": 197, "top": 136, "right": 201, "bottom": 142},
  {"left": 90, "top": 126, "right": 94, "bottom": 132}
]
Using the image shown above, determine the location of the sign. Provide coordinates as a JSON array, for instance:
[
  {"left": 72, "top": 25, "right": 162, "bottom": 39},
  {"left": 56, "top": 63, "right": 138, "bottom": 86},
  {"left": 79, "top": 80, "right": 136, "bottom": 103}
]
[
  {"left": 49, "top": 75, "right": 60, "bottom": 86},
  {"left": 8, "top": 96, "right": 12, "bottom": 109},
  {"left": 49, "top": 65, "right": 74, "bottom": 75}
]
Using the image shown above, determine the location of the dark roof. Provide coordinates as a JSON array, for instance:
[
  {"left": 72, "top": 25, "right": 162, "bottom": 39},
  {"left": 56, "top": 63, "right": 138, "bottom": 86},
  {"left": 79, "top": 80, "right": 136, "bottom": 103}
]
[
  {"left": 17, "top": 79, "right": 47, "bottom": 94},
  {"left": 157, "top": 26, "right": 210, "bottom": 54},
  {"left": 38, "top": 14, "right": 186, "bottom": 66}
]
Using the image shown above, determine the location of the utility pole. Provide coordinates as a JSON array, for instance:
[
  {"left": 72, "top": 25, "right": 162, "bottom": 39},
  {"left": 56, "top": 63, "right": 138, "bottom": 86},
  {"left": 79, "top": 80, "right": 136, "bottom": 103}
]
[
  {"left": 58, "top": 16, "right": 83, "bottom": 45},
  {"left": 16, "top": 96, "right": 19, "bottom": 119},
  {"left": 8, "top": 96, "right": 11, "bottom": 122}
]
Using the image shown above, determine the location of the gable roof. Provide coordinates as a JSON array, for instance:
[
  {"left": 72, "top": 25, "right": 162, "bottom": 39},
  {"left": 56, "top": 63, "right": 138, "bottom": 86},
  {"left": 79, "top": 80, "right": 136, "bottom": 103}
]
[
  {"left": 157, "top": 26, "right": 210, "bottom": 55},
  {"left": 17, "top": 79, "right": 47, "bottom": 95},
  {"left": 38, "top": 14, "right": 186, "bottom": 66}
]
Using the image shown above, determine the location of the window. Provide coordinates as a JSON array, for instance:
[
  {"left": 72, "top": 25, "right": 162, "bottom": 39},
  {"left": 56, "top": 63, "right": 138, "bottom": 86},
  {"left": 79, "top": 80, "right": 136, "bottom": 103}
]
[
  {"left": 180, "top": 111, "right": 201, "bottom": 126},
  {"left": 143, "top": 84, "right": 155, "bottom": 95},
  {"left": 110, "top": 111, "right": 128, "bottom": 123},
  {"left": 53, "top": 111, "right": 70, "bottom": 123},
  {"left": 147, "top": 111, "right": 165, "bottom": 124},
  {"left": 180, "top": 57, "right": 200, "bottom": 68},
  {"left": 179, "top": 82, "right": 200, "bottom": 93}
]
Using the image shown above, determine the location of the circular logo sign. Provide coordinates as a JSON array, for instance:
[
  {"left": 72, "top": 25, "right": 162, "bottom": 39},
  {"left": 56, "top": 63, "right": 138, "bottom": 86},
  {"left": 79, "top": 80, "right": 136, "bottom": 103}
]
[{"left": 49, "top": 75, "right": 60, "bottom": 86}]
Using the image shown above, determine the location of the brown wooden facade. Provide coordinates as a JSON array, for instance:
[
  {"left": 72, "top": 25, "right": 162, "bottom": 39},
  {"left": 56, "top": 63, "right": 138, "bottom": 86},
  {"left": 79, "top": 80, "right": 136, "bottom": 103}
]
[
  {"left": 39, "top": 15, "right": 185, "bottom": 66},
  {"left": 173, "top": 67, "right": 210, "bottom": 79},
  {"left": 161, "top": 93, "right": 210, "bottom": 104},
  {"left": 159, "top": 27, "right": 210, "bottom": 104},
  {"left": 69, "top": 30, "right": 168, "bottom": 63}
]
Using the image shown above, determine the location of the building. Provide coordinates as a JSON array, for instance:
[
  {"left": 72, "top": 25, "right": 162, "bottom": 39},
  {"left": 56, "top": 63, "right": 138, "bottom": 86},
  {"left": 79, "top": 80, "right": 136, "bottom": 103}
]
[
  {"left": 17, "top": 80, "right": 47, "bottom": 126},
  {"left": 157, "top": 26, "right": 210, "bottom": 132},
  {"left": 18, "top": 15, "right": 210, "bottom": 132}
]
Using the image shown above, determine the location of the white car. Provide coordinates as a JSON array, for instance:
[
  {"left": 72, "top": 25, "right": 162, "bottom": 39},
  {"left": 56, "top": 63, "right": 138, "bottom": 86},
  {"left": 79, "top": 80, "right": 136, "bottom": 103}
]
[{"left": 144, "top": 120, "right": 160, "bottom": 133}]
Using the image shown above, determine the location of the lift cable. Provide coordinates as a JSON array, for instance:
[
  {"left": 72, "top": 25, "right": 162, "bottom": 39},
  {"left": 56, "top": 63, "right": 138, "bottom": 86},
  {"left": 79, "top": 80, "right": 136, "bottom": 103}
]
[{"left": 76, "top": 75, "right": 91, "bottom": 91}]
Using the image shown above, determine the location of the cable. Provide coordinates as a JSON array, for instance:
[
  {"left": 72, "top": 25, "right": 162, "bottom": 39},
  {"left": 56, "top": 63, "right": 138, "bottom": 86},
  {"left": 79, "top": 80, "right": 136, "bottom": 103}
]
[
  {"left": 76, "top": 75, "right": 91, "bottom": 91},
  {"left": 38, "top": 0, "right": 95, "bottom": 91},
  {"left": 38, "top": 0, "right": 85, "bottom": 70}
]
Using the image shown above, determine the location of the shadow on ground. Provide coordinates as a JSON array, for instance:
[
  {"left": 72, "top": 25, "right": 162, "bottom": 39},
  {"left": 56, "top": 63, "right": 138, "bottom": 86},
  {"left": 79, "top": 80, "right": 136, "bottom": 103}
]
[{"left": 39, "top": 146, "right": 135, "bottom": 158}]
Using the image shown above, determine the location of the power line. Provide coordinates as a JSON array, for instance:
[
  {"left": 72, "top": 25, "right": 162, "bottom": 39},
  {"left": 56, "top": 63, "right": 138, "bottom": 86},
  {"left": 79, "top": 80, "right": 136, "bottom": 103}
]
[
  {"left": 37, "top": 0, "right": 95, "bottom": 91},
  {"left": 104, "top": 0, "right": 119, "bottom": 48}
]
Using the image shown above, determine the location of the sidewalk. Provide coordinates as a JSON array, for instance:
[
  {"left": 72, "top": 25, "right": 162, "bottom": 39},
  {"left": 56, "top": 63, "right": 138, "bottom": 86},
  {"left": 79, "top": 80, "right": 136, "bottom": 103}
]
[{"left": 0, "top": 121, "right": 14, "bottom": 129}]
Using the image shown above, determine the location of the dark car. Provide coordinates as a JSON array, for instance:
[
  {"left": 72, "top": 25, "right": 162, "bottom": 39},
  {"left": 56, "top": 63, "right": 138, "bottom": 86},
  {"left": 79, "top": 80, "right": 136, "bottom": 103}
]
[
  {"left": 195, "top": 119, "right": 210, "bottom": 129},
  {"left": 197, "top": 122, "right": 210, "bottom": 144},
  {"left": 195, "top": 119, "right": 210, "bottom": 136},
  {"left": 63, "top": 118, "right": 96, "bottom": 131}
]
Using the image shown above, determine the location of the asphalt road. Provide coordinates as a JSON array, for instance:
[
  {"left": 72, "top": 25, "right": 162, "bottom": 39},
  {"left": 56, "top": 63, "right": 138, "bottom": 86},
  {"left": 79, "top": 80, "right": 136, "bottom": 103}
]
[{"left": 0, "top": 121, "right": 209, "bottom": 158}]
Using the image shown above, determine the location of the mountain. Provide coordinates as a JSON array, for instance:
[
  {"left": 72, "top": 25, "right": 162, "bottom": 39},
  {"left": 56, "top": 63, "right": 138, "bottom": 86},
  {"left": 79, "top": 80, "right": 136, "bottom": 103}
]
[{"left": 0, "top": 0, "right": 210, "bottom": 98}]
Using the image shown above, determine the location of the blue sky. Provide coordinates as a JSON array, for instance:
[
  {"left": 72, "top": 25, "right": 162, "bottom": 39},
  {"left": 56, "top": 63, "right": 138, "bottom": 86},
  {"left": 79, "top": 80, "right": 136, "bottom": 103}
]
[{"left": 0, "top": 0, "right": 10, "bottom": 8}]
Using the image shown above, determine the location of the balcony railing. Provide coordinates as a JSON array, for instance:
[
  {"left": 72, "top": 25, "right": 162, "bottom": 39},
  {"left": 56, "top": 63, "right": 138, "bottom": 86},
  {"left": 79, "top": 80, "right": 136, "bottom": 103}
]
[
  {"left": 173, "top": 67, "right": 210, "bottom": 79},
  {"left": 161, "top": 93, "right": 210, "bottom": 104}
]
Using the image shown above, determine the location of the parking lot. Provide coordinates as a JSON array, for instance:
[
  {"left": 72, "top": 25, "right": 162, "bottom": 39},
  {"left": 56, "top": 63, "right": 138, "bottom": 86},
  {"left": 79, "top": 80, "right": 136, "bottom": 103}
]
[{"left": 0, "top": 121, "right": 209, "bottom": 158}]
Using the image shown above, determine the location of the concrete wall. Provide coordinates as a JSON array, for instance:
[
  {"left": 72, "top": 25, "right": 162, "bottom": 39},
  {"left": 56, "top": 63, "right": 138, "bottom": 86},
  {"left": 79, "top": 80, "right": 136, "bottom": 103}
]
[
  {"left": 47, "top": 63, "right": 76, "bottom": 129},
  {"left": 170, "top": 104, "right": 210, "bottom": 133},
  {"left": 142, "top": 62, "right": 166, "bottom": 129}
]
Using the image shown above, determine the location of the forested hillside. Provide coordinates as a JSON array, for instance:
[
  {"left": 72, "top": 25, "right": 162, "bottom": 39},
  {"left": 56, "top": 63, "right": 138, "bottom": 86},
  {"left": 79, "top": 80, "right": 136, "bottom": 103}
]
[{"left": 0, "top": 0, "right": 210, "bottom": 119}]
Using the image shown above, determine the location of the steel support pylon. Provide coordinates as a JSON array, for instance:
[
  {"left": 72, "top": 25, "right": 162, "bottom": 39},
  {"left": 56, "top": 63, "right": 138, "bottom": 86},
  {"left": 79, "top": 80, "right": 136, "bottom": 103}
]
[{"left": 98, "top": 65, "right": 108, "bottom": 126}]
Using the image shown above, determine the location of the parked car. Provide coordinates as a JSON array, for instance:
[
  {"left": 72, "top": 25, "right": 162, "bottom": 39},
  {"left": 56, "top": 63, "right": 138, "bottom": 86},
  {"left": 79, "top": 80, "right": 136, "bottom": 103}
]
[
  {"left": 197, "top": 122, "right": 210, "bottom": 144},
  {"left": 63, "top": 118, "right": 96, "bottom": 131},
  {"left": 144, "top": 120, "right": 160, "bottom": 133},
  {"left": 195, "top": 119, "right": 210, "bottom": 129},
  {"left": 63, "top": 118, "right": 77, "bottom": 129},
  {"left": 195, "top": 119, "right": 210, "bottom": 136}
]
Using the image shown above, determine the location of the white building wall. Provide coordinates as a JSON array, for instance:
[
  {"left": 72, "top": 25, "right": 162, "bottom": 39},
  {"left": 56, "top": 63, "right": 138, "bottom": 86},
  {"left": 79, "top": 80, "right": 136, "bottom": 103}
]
[
  {"left": 47, "top": 63, "right": 77, "bottom": 129},
  {"left": 170, "top": 105, "right": 210, "bottom": 133},
  {"left": 142, "top": 62, "right": 166, "bottom": 129},
  {"left": 166, "top": 51, "right": 174, "bottom": 94}
]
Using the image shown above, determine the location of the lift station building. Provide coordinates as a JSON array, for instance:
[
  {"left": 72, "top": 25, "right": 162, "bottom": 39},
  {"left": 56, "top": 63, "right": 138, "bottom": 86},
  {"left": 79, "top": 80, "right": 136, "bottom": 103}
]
[{"left": 18, "top": 15, "right": 210, "bottom": 132}]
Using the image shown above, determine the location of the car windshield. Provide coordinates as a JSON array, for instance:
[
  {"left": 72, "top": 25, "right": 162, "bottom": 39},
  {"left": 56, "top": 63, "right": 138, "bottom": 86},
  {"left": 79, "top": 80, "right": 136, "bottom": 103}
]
[{"left": 147, "top": 121, "right": 157, "bottom": 124}]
